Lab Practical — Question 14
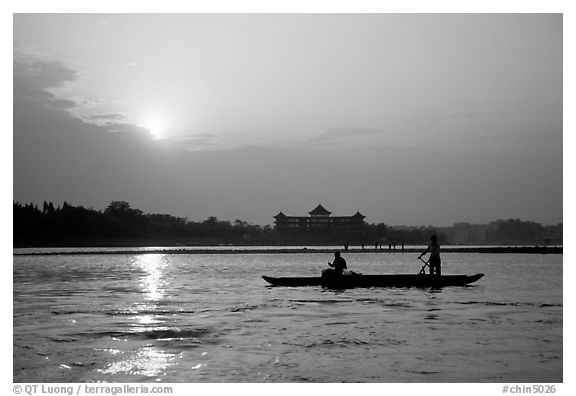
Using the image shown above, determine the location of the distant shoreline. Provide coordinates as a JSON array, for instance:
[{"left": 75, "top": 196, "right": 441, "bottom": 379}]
[{"left": 13, "top": 246, "right": 562, "bottom": 256}]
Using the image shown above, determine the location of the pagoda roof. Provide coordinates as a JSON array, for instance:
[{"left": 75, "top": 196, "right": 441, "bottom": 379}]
[
  {"left": 352, "top": 211, "right": 366, "bottom": 219},
  {"left": 274, "top": 211, "right": 288, "bottom": 219},
  {"left": 309, "top": 204, "right": 332, "bottom": 216}
]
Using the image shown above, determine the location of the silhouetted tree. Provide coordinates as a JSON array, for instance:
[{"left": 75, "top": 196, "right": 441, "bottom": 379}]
[
  {"left": 489, "top": 219, "right": 544, "bottom": 244},
  {"left": 15, "top": 200, "right": 554, "bottom": 247}
]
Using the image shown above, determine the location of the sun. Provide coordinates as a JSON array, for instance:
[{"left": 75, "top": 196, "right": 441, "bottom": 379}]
[{"left": 141, "top": 116, "right": 168, "bottom": 138}]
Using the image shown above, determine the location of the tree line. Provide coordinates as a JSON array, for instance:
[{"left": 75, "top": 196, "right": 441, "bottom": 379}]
[
  {"left": 13, "top": 200, "right": 558, "bottom": 247},
  {"left": 13, "top": 201, "right": 270, "bottom": 244}
]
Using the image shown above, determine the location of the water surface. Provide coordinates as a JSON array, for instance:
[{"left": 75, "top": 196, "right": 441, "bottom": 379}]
[{"left": 13, "top": 251, "right": 562, "bottom": 382}]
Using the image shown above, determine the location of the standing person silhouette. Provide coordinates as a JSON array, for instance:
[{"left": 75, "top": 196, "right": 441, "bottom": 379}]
[{"left": 418, "top": 235, "right": 441, "bottom": 276}]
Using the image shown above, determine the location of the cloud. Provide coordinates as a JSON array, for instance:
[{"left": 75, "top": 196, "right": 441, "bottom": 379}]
[
  {"left": 80, "top": 94, "right": 124, "bottom": 109},
  {"left": 303, "top": 128, "right": 388, "bottom": 147},
  {"left": 405, "top": 111, "right": 496, "bottom": 124},
  {"left": 13, "top": 51, "right": 153, "bottom": 140},
  {"left": 163, "top": 133, "right": 221, "bottom": 151},
  {"left": 14, "top": 51, "right": 77, "bottom": 91},
  {"left": 13, "top": 51, "right": 175, "bottom": 213},
  {"left": 13, "top": 51, "right": 78, "bottom": 110},
  {"left": 103, "top": 122, "right": 152, "bottom": 137},
  {"left": 89, "top": 113, "right": 126, "bottom": 121},
  {"left": 121, "top": 62, "right": 138, "bottom": 69},
  {"left": 87, "top": 112, "right": 128, "bottom": 126}
]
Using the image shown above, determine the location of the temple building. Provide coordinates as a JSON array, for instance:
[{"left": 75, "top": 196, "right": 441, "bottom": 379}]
[{"left": 274, "top": 204, "right": 366, "bottom": 232}]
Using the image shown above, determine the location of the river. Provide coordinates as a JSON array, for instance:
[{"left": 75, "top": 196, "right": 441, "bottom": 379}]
[{"left": 13, "top": 249, "right": 562, "bottom": 382}]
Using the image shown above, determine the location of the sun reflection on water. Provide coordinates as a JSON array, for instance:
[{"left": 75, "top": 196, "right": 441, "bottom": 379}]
[
  {"left": 131, "top": 254, "right": 169, "bottom": 332},
  {"left": 101, "top": 254, "right": 178, "bottom": 379},
  {"left": 98, "top": 346, "right": 178, "bottom": 377},
  {"left": 135, "top": 254, "right": 167, "bottom": 302}
]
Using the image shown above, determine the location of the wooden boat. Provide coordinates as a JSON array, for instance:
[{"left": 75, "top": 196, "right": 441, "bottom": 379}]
[{"left": 262, "top": 273, "right": 484, "bottom": 288}]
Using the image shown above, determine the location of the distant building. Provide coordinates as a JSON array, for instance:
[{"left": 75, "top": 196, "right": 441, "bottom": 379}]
[{"left": 274, "top": 204, "right": 366, "bottom": 232}]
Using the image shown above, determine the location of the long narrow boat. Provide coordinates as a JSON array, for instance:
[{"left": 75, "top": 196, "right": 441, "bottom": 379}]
[{"left": 262, "top": 273, "right": 484, "bottom": 288}]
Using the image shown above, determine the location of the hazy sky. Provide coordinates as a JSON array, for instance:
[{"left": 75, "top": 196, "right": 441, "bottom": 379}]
[{"left": 13, "top": 13, "right": 562, "bottom": 226}]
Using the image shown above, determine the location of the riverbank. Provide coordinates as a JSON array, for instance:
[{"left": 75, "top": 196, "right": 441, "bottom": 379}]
[{"left": 13, "top": 246, "right": 562, "bottom": 256}]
